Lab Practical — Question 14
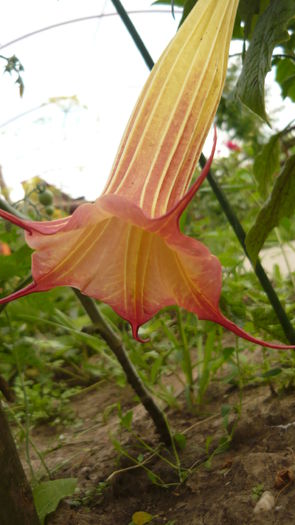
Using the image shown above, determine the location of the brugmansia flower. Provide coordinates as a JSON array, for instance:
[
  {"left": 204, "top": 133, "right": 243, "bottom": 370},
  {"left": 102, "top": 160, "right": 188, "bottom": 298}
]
[{"left": 0, "top": 0, "right": 293, "bottom": 349}]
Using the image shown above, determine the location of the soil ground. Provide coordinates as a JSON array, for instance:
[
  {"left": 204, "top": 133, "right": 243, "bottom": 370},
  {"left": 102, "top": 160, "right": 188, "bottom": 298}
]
[{"left": 22, "top": 376, "right": 295, "bottom": 525}]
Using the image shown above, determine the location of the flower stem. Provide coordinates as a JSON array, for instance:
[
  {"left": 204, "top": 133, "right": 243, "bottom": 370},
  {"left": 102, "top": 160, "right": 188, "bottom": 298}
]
[
  {"left": 0, "top": 195, "right": 28, "bottom": 219},
  {"left": 73, "top": 290, "right": 172, "bottom": 445},
  {"left": 111, "top": 0, "right": 295, "bottom": 345},
  {"left": 176, "top": 307, "right": 194, "bottom": 407},
  {"left": 110, "top": 0, "right": 154, "bottom": 70}
]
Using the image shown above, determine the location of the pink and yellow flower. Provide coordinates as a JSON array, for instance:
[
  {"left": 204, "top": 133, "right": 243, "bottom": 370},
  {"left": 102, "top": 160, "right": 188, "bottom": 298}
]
[{"left": 0, "top": 0, "right": 293, "bottom": 349}]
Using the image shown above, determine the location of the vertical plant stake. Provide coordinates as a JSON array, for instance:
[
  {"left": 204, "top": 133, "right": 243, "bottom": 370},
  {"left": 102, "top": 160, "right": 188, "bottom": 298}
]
[{"left": 0, "top": 0, "right": 293, "bottom": 350}]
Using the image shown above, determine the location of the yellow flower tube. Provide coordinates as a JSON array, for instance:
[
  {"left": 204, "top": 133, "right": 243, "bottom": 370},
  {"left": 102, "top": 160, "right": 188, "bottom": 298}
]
[
  {"left": 0, "top": 0, "right": 294, "bottom": 349},
  {"left": 104, "top": 0, "right": 238, "bottom": 217}
]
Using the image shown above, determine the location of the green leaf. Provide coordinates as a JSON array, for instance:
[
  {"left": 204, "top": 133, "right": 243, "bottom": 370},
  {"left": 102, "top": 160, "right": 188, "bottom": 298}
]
[
  {"left": 120, "top": 409, "right": 133, "bottom": 431},
  {"left": 0, "top": 244, "right": 31, "bottom": 281},
  {"left": 221, "top": 404, "right": 231, "bottom": 419},
  {"left": 153, "top": 0, "right": 184, "bottom": 5},
  {"left": 237, "top": 0, "right": 261, "bottom": 40},
  {"left": 173, "top": 432, "right": 187, "bottom": 450},
  {"left": 14, "top": 312, "right": 117, "bottom": 365},
  {"left": 33, "top": 478, "right": 77, "bottom": 525},
  {"left": 261, "top": 367, "right": 282, "bottom": 378},
  {"left": 246, "top": 154, "right": 295, "bottom": 263},
  {"left": 253, "top": 133, "right": 281, "bottom": 197},
  {"left": 147, "top": 471, "right": 158, "bottom": 484},
  {"left": 235, "top": 0, "right": 295, "bottom": 122},
  {"left": 276, "top": 58, "right": 295, "bottom": 102}
]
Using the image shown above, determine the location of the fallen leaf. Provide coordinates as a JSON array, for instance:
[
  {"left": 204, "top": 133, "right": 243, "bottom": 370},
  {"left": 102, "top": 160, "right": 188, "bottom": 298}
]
[
  {"left": 132, "top": 511, "right": 154, "bottom": 525},
  {"left": 274, "top": 466, "right": 295, "bottom": 489}
]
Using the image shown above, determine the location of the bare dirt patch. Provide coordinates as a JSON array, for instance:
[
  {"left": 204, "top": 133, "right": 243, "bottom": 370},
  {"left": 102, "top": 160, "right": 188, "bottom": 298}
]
[{"left": 22, "top": 379, "right": 295, "bottom": 525}]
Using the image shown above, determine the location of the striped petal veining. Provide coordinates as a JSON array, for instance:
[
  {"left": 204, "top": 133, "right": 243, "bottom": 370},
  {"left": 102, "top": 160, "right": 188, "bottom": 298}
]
[{"left": 1, "top": 0, "right": 293, "bottom": 349}]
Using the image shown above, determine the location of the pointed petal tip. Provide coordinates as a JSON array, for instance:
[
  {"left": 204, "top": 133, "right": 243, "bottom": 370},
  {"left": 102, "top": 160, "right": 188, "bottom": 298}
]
[
  {"left": 0, "top": 209, "right": 33, "bottom": 233},
  {"left": 217, "top": 313, "right": 295, "bottom": 350},
  {"left": 0, "top": 281, "right": 39, "bottom": 305},
  {"left": 131, "top": 323, "right": 150, "bottom": 343}
]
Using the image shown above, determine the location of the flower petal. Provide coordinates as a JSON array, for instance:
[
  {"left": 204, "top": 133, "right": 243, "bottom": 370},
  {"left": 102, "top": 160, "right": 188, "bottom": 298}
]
[
  {"left": 0, "top": 0, "right": 292, "bottom": 351},
  {"left": 0, "top": 178, "right": 294, "bottom": 350},
  {"left": 103, "top": 0, "right": 239, "bottom": 217}
]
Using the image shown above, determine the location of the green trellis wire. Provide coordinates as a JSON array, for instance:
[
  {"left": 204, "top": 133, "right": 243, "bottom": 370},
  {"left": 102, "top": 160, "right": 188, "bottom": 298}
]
[{"left": 110, "top": 0, "right": 295, "bottom": 344}]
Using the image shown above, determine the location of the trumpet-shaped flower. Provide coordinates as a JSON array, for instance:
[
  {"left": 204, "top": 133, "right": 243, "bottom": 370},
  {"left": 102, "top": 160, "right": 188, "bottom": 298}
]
[{"left": 0, "top": 0, "right": 293, "bottom": 349}]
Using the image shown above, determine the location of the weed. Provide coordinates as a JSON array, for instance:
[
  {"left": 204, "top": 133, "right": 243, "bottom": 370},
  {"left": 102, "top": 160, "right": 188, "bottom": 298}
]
[{"left": 252, "top": 483, "right": 265, "bottom": 501}]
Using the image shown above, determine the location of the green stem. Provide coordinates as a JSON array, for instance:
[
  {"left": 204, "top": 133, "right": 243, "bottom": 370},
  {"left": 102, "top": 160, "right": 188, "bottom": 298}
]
[
  {"left": 110, "top": 1, "right": 295, "bottom": 344},
  {"left": 110, "top": 0, "right": 154, "bottom": 70},
  {"left": 176, "top": 307, "right": 194, "bottom": 406},
  {"left": 0, "top": 196, "right": 28, "bottom": 219},
  {"left": 73, "top": 290, "right": 172, "bottom": 445}
]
